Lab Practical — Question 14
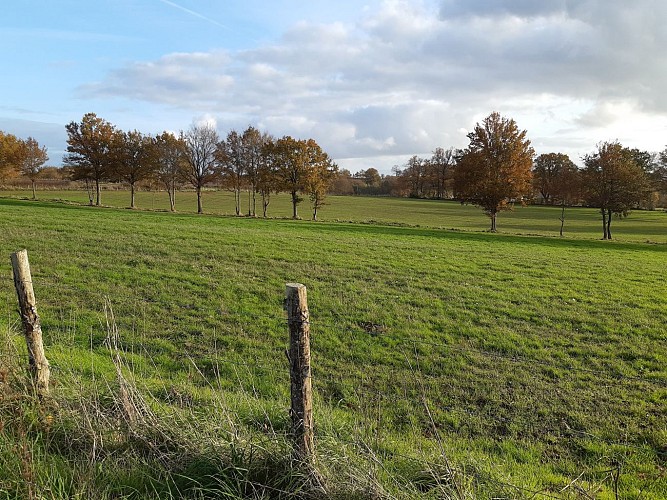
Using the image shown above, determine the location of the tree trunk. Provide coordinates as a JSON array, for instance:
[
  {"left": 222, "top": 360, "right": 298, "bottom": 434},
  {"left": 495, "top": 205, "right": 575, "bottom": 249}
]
[
  {"left": 312, "top": 205, "right": 318, "bottom": 221},
  {"left": 31, "top": 180, "right": 36, "bottom": 200},
  {"left": 559, "top": 203, "right": 565, "bottom": 237},
  {"left": 601, "top": 208, "right": 608, "bottom": 239},
  {"left": 167, "top": 185, "right": 175, "bottom": 212},
  {"left": 262, "top": 193, "right": 269, "bottom": 218},
  {"left": 197, "top": 185, "right": 203, "bottom": 214},
  {"left": 85, "top": 180, "right": 94, "bottom": 206},
  {"left": 130, "top": 183, "right": 136, "bottom": 209},
  {"left": 252, "top": 189, "right": 256, "bottom": 217},
  {"left": 235, "top": 189, "right": 240, "bottom": 216},
  {"left": 490, "top": 211, "right": 497, "bottom": 232},
  {"left": 292, "top": 191, "right": 298, "bottom": 219},
  {"left": 95, "top": 179, "right": 101, "bottom": 206},
  {"left": 606, "top": 208, "right": 613, "bottom": 240}
]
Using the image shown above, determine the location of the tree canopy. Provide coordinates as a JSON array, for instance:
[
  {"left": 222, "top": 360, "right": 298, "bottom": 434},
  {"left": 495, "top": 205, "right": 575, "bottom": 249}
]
[
  {"left": 0, "top": 131, "right": 24, "bottom": 180},
  {"left": 581, "top": 141, "right": 649, "bottom": 240},
  {"left": 182, "top": 124, "right": 220, "bottom": 214},
  {"left": 19, "top": 137, "right": 49, "bottom": 199},
  {"left": 64, "top": 113, "right": 116, "bottom": 206},
  {"left": 453, "top": 112, "right": 534, "bottom": 231}
]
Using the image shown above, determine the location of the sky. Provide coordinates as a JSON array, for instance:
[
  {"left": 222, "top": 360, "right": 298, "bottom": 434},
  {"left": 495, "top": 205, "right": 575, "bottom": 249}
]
[{"left": 1, "top": 0, "right": 667, "bottom": 174}]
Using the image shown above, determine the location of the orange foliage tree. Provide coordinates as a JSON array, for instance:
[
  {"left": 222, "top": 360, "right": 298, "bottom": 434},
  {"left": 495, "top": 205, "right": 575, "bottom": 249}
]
[{"left": 454, "top": 112, "right": 534, "bottom": 231}]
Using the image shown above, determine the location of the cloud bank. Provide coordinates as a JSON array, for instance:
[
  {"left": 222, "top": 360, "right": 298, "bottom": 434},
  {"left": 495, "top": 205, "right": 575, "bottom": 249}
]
[{"left": 78, "top": 0, "right": 667, "bottom": 171}]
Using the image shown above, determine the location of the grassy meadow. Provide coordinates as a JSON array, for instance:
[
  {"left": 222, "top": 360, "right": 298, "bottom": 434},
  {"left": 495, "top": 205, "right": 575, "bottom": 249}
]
[
  {"left": 0, "top": 193, "right": 666, "bottom": 498},
  {"left": 2, "top": 186, "right": 666, "bottom": 243}
]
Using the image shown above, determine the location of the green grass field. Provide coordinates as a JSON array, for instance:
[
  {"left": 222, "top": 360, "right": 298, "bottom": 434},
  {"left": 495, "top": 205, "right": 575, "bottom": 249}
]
[
  {"left": 0, "top": 194, "right": 665, "bottom": 498},
  {"left": 2, "top": 187, "right": 666, "bottom": 243}
]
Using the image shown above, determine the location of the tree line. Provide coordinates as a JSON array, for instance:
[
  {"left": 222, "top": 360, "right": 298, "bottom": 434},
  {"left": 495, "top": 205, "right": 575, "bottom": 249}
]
[
  {"left": 0, "top": 117, "right": 336, "bottom": 221},
  {"left": 63, "top": 113, "right": 338, "bottom": 219},
  {"left": 341, "top": 113, "right": 666, "bottom": 238},
  {"left": 2, "top": 111, "right": 666, "bottom": 238}
]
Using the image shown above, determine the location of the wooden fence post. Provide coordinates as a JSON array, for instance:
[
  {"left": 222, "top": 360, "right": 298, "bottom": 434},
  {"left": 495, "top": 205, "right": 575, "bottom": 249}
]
[
  {"left": 11, "top": 249, "right": 50, "bottom": 397},
  {"left": 285, "top": 283, "right": 314, "bottom": 463}
]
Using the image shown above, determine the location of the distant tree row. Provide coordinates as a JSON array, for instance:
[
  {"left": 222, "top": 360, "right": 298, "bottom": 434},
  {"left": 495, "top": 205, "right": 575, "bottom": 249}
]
[
  {"left": 3, "top": 111, "right": 667, "bottom": 238},
  {"left": 62, "top": 113, "right": 338, "bottom": 219},
  {"left": 372, "top": 112, "right": 665, "bottom": 238}
]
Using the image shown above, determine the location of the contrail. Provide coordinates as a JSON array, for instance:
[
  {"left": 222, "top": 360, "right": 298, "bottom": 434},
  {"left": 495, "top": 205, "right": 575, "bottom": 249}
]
[{"left": 159, "top": 0, "right": 228, "bottom": 30}]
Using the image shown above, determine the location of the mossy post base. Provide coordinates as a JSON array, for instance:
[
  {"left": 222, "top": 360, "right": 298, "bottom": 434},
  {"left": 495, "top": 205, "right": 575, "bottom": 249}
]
[
  {"left": 11, "top": 249, "right": 50, "bottom": 398},
  {"left": 285, "top": 283, "right": 314, "bottom": 464}
]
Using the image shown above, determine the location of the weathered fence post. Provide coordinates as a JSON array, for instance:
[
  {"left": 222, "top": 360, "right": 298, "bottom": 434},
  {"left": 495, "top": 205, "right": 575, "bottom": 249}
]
[
  {"left": 285, "top": 283, "right": 314, "bottom": 463},
  {"left": 11, "top": 249, "right": 50, "bottom": 397}
]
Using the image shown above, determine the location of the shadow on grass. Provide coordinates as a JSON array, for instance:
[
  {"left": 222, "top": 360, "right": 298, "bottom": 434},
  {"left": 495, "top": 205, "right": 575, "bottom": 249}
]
[
  {"left": 1, "top": 196, "right": 664, "bottom": 252},
  {"left": 272, "top": 219, "right": 667, "bottom": 253}
]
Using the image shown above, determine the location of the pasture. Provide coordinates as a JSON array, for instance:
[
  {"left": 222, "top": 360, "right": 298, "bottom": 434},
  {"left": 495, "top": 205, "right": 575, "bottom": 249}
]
[
  {"left": 0, "top": 194, "right": 665, "bottom": 498},
  {"left": 2, "top": 187, "right": 666, "bottom": 243}
]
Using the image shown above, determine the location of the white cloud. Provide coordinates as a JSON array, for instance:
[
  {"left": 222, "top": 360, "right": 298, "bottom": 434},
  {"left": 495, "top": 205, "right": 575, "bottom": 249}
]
[{"left": 75, "top": 0, "right": 667, "bottom": 172}]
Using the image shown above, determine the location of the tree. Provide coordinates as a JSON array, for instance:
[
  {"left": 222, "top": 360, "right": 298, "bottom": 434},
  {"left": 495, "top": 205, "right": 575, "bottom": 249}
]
[
  {"left": 0, "top": 131, "right": 24, "bottom": 180},
  {"left": 329, "top": 168, "right": 355, "bottom": 195},
  {"left": 257, "top": 136, "right": 277, "bottom": 217},
  {"left": 550, "top": 158, "right": 581, "bottom": 237},
  {"left": 429, "top": 147, "right": 454, "bottom": 199},
  {"left": 270, "top": 136, "right": 335, "bottom": 219},
  {"left": 64, "top": 113, "right": 116, "bottom": 206},
  {"left": 219, "top": 130, "right": 245, "bottom": 216},
  {"left": 655, "top": 147, "right": 667, "bottom": 194},
  {"left": 453, "top": 112, "right": 534, "bottom": 231},
  {"left": 271, "top": 136, "right": 306, "bottom": 219},
  {"left": 362, "top": 168, "right": 381, "bottom": 187},
  {"left": 242, "top": 126, "right": 268, "bottom": 217},
  {"left": 303, "top": 140, "right": 338, "bottom": 220},
  {"left": 182, "top": 124, "right": 220, "bottom": 214},
  {"left": 402, "top": 155, "right": 428, "bottom": 197},
  {"left": 533, "top": 153, "right": 576, "bottom": 205},
  {"left": 581, "top": 142, "right": 649, "bottom": 240},
  {"left": 19, "top": 137, "right": 49, "bottom": 200},
  {"left": 154, "top": 131, "right": 187, "bottom": 212},
  {"left": 113, "top": 130, "right": 156, "bottom": 208}
]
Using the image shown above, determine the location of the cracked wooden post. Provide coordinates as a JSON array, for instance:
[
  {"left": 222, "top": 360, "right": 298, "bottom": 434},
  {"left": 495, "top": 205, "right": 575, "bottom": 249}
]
[
  {"left": 11, "top": 249, "right": 50, "bottom": 397},
  {"left": 285, "top": 283, "right": 314, "bottom": 463}
]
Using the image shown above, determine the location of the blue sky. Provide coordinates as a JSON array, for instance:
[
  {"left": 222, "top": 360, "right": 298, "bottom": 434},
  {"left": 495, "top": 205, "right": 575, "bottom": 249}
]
[{"left": 2, "top": 0, "right": 666, "bottom": 173}]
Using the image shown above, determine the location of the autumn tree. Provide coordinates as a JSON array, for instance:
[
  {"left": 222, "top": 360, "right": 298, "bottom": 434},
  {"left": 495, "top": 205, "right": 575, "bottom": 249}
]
[
  {"left": 218, "top": 130, "right": 245, "bottom": 215},
  {"left": 0, "top": 131, "right": 24, "bottom": 180},
  {"left": 551, "top": 158, "right": 581, "bottom": 237},
  {"left": 18, "top": 137, "right": 49, "bottom": 200},
  {"left": 329, "top": 168, "right": 355, "bottom": 195},
  {"left": 655, "top": 147, "right": 667, "bottom": 195},
  {"left": 626, "top": 148, "right": 663, "bottom": 209},
  {"left": 533, "top": 153, "right": 575, "bottom": 204},
  {"left": 453, "top": 112, "right": 534, "bottom": 232},
  {"left": 401, "top": 155, "right": 428, "bottom": 197},
  {"left": 271, "top": 136, "right": 306, "bottom": 218},
  {"left": 154, "top": 131, "right": 187, "bottom": 211},
  {"left": 182, "top": 124, "right": 220, "bottom": 214},
  {"left": 581, "top": 141, "right": 649, "bottom": 239},
  {"left": 113, "top": 130, "right": 156, "bottom": 208},
  {"left": 256, "top": 135, "right": 277, "bottom": 217},
  {"left": 303, "top": 140, "right": 338, "bottom": 220},
  {"left": 64, "top": 113, "right": 116, "bottom": 206},
  {"left": 429, "top": 147, "right": 455, "bottom": 199},
  {"left": 241, "top": 126, "right": 269, "bottom": 216},
  {"left": 361, "top": 167, "right": 381, "bottom": 187}
]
